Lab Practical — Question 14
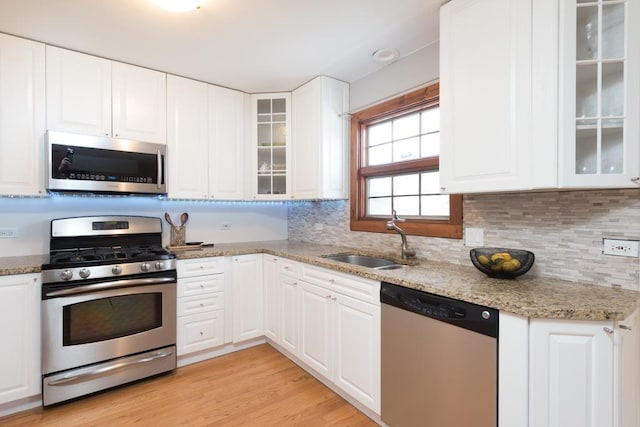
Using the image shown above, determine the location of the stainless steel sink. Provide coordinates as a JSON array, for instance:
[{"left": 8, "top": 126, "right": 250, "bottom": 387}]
[{"left": 322, "top": 254, "right": 407, "bottom": 270}]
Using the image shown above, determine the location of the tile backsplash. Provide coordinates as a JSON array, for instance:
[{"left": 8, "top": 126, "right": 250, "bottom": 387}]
[{"left": 288, "top": 189, "right": 640, "bottom": 290}]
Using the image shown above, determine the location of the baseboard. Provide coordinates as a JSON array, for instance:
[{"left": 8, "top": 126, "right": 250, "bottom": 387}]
[{"left": 177, "top": 337, "right": 266, "bottom": 367}]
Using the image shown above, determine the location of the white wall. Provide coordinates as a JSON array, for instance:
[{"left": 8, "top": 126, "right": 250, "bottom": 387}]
[
  {"left": 349, "top": 42, "right": 439, "bottom": 112},
  {"left": 0, "top": 196, "right": 288, "bottom": 256}
]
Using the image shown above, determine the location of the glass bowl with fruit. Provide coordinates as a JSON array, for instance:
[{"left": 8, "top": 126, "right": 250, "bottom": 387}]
[{"left": 469, "top": 248, "right": 535, "bottom": 279}]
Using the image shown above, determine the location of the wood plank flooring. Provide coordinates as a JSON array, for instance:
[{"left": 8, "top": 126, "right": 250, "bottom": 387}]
[{"left": 0, "top": 344, "right": 378, "bottom": 426}]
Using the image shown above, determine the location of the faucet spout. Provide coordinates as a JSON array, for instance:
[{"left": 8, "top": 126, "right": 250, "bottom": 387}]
[{"left": 386, "top": 213, "right": 416, "bottom": 260}]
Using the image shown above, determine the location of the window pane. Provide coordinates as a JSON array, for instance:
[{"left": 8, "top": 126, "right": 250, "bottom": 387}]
[
  {"left": 394, "top": 196, "right": 420, "bottom": 216},
  {"left": 393, "top": 137, "right": 420, "bottom": 162},
  {"left": 393, "top": 174, "right": 419, "bottom": 196},
  {"left": 421, "top": 171, "right": 441, "bottom": 194},
  {"left": 367, "top": 177, "right": 392, "bottom": 197},
  {"left": 368, "top": 143, "right": 392, "bottom": 166},
  {"left": 421, "top": 108, "right": 440, "bottom": 134},
  {"left": 421, "top": 133, "right": 440, "bottom": 157},
  {"left": 421, "top": 195, "right": 450, "bottom": 217},
  {"left": 368, "top": 122, "right": 392, "bottom": 146},
  {"left": 393, "top": 113, "right": 420, "bottom": 140},
  {"left": 368, "top": 197, "right": 392, "bottom": 216}
]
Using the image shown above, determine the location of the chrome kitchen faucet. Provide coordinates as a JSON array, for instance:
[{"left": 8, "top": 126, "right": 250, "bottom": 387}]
[{"left": 387, "top": 210, "right": 416, "bottom": 260}]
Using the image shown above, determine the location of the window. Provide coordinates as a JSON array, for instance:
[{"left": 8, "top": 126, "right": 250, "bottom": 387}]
[{"left": 350, "top": 83, "right": 462, "bottom": 238}]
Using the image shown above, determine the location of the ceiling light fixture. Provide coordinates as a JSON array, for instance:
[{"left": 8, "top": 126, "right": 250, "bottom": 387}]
[
  {"left": 372, "top": 48, "right": 399, "bottom": 63},
  {"left": 152, "top": 0, "right": 201, "bottom": 13}
]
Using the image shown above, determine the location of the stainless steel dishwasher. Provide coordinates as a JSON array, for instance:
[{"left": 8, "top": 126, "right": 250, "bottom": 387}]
[{"left": 380, "top": 282, "right": 498, "bottom": 427}]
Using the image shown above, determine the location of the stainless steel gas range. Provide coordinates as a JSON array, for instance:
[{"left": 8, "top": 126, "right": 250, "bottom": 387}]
[{"left": 40, "top": 216, "right": 177, "bottom": 406}]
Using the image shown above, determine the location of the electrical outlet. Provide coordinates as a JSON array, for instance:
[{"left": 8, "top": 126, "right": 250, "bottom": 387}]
[
  {"left": 0, "top": 228, "right": 18, "bottom": 238},
  {"left": 221, "top": 223, "right": 233, "bottom": 230},
  {"left": 603, "top": 238, "right": 639, "bottom": 257},
  {"left": 465, "top": 228, "right": 484, "bottom": 247}
]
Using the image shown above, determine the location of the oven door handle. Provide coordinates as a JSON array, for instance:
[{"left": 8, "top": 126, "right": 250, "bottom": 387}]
[
  {"left": 47, "top": 349, "right": 174, "bottom": 386},
  {"left": 45, "top": 276, "right": 176, "bottom": 297}
]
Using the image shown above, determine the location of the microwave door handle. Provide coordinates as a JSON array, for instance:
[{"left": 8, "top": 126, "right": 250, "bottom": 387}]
[{"left": 157, "top": 149, "right": 162, "bottom": 189}]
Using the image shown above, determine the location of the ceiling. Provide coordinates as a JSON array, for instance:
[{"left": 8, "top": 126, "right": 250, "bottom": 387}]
[{"left": 0, "top": 0, "right": 444, "bottom": 93}]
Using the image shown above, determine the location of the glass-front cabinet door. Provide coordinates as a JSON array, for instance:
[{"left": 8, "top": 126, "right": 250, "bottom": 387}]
[
  {"left": 251, "top": 93, "right": 291, "bottom": 199},
  {"left": 560, "top": 0, "right": 639, "bottom": 188}
]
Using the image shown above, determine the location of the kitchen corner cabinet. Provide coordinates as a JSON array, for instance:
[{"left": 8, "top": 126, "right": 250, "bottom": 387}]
[
  {"left": 0, "top": 34, "right": 45, "bottom": 196},
  {"left": 299, "top": 264, "right": 381, "bottom": 414},
  {"left": 291, "top": 76, "right": 349, "bottom": 200},
  {"left": 529, "top": 313, "right": 640, "bottom": 427},
  {"left": 249, "top": 93, "right": 291, "bottom": 199},
  {"left": 176, "top": 258, "right": 226, "bottom": 356},
  {"left": 46, "top": 46, "right": 166, "bottom": 143},
  {"left": 559, "top": 0, "right": 640, "bottom": 188},
  {"left": 231, "top": 254, "right": 264, "bottom": 342},
  {"left": 0, "top": 274, "right": 41, "bottom": 405},
  {"left": 264, "top": 256, "right": 300, "bottom": 355}
]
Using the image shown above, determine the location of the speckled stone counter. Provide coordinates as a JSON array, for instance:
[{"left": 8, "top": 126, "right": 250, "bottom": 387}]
[
  {"left": 2, "top": 241, "right": 638, "bottom": 321},
  {"left": 174, "top": 240, "right": 640, "bottom": 321},
  {"left": 0, "top": 254, "right": 47, "bottom": 276}
]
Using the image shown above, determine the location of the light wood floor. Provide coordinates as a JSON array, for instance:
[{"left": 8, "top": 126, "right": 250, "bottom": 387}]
[{"left": 0, "top": 344, "right": 378, "bottom": 426}]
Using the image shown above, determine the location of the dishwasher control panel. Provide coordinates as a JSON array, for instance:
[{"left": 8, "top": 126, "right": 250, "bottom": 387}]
[{"left": 380, "top": 282, "right": 498, "bottom": 338}]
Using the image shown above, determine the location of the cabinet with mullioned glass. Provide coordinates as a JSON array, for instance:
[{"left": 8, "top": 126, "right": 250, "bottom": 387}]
[
  {"left": 560, "top": 0, "right": 639, "bottom": 188},
  {"left": 250, "top": 93, "right": 291, "bottom": 199}
]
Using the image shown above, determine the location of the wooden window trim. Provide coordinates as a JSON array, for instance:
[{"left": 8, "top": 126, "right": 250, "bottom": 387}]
[{"left": 349, "top": 83, "right": 463, "bottom": 239}]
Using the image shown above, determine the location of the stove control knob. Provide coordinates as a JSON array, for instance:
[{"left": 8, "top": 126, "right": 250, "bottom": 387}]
[
  {"left": 79, "top": 268, "right": 91, "bottom": 279},
  {"left": 155, "top": 261, "right": 165, "bottom": 270},
  {"left": 60, "top": 270, "right": 73, "bottom": 281},
  {"left": 112, "top": 265, "right": 122, "bottom": 275},
  {"left": 141, "top": 262, "right": 151, "bottom": 272}
]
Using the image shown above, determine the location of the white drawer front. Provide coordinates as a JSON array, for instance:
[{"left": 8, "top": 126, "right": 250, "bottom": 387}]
[
  {"left": 280, "top": 258, "right": 299, "bottom": 277},
  {"left": 178, "top": 274, "right": 224, "bottom": 297},
  {"left": 177, "top": 292, "right": 224, "bottom": 317},
  {"left": 177, "top": 310, "right": 224, "bottom": 355},
  {"left": 177, "top": 257, "right": 224, "bottom": 277},
  {"left": 301, "top": 264, "right": 379, "bottom": 304}
]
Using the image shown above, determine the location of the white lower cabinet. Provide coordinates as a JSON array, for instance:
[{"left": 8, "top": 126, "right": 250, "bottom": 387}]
[
  {"left": 176, "top": 258, "right": 225, "bottom": 356},
  {"left": 0, "top": 274, "right": 40, "bottom": 405},
  {"left": 529, "top": 314, "right": 639, "bottom": 427},
  {"left": 298, "top": 264, "right": 380, "bottom": 414},
  {"left": 263, "top": 256, "right": 300, "bottom": 355},
  {"left": 231, "top": 254, "right": 263, "bottom": 343}
]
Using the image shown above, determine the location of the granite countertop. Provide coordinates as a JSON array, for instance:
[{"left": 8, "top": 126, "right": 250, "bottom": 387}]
[{"left": 2, "top": 240, "right": 638, "bottom": 321}]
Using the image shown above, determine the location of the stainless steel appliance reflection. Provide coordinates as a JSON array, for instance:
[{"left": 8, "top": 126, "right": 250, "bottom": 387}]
[{"left": 41, "top": 216, "right": 177, "bottom": 406}]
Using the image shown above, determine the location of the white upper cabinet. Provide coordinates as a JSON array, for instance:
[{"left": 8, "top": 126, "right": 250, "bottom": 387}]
[
  {"left": 249, "top": 93, "right": 291, "bottom": 199},
  {"left": 440, "top": 0, "right": 640, "bottom": 193},
  {"left": 167, "top": 76, "right": 246, "bottom": 200},
  {"left": 46, "top": 46, "right": 167, "bottom": 143},
  {"left": 559, "top": 0, "right": 640, "bottom": 188},
  {"left": 209, "top": 85, "right": 246, "bottom": 200},
  {"left": 291, "top": 76, "right": 349, "bottom": 200},
  {"left": 440, "top": 0, "right": 552, "bottom": 193},
  {"left": 0, "top": 34, "right": 45, "bottom": 196},
  {"left": 46, "top": 46, "right": 112, "bottom": 137},
  {"left": 166, "top": 75, "right": 209, "bottom": 199},
  {"left": 111, "top": 62, "right": 167, "bottom": 144}
]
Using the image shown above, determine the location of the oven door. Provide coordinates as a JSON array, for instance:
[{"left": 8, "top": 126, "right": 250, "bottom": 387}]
[
  {"left": 45, "top": 130, "right": 167, "bottom": 195},
  {"left": 42, "top": 277, "right": 176, "bottom": 375}
]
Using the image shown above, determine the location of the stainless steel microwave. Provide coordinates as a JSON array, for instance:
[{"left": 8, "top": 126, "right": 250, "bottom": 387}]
[{"left": 46, "top": 131, "right": 167, "bottom": 195}]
